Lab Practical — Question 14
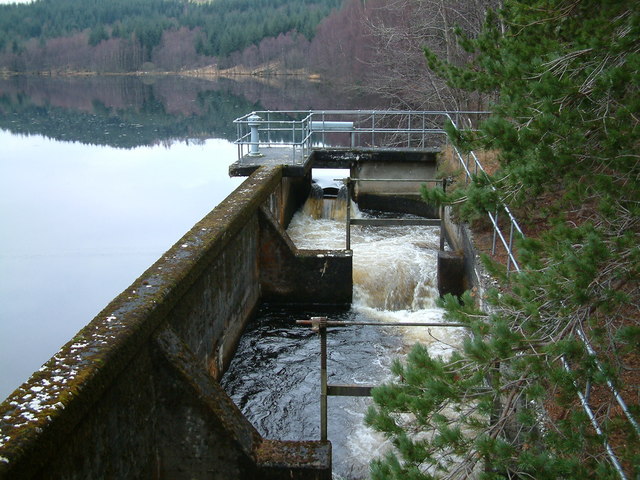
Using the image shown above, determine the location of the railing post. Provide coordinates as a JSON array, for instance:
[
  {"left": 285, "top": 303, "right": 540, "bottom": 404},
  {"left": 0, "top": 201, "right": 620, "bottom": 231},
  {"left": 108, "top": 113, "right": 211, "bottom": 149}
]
[
  {"left": 291, "top": 120, "right": 296, "bottom": 162},
  {"left": 311, "top": 316, "right": 329, "bottom": 442},
  {"left": 268, "top": 112, "right": 273, "bottom": 144},
  {"left": 466, "top": 153, "right": 470, "bottom": 183},
  {"left": 506, "top": 220, "right": 514, "bottom": 276},
  {"left": 371, "top": 112, "right": 375, "bottom": 146},
  {"left": 491, "top": 210, "right": 499, "bottom": 255},
  {"left": 321, "top": 111, "right": 326, "bottom": 146},
  {"left": 440, "top": 178, "right": 447, "bottom": 251}
]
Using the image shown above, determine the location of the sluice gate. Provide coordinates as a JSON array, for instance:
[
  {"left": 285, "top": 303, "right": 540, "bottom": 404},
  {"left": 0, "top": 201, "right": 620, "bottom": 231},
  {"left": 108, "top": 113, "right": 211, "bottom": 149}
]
[{"left": 0, "top": 110, "right": 484, "bottom": 479}]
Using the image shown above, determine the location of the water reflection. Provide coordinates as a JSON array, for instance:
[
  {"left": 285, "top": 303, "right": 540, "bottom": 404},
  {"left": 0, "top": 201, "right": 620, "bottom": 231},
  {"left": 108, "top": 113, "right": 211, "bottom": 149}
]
[
  {"left": 0, "top": 74, "right": 381, "bottom": 148},
  {"left": 0, "top": 132, "right": 243, "bottom": 399},
  {"left": 0, "top": 73, "right": 384, "bottom": 401}
]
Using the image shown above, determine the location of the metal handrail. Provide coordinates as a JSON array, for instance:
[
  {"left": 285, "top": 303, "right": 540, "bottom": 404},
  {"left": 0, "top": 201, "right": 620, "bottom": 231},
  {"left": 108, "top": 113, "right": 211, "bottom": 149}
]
[
  {"left": 233, "top": 109, "right": 519, "bottom": 272},
  {"left": 443, "top": 114, "right": 635, "bottom": 479},
  {"left": 443, "top": 114, "right": 523, "bottom": 274},
  {"left": 233, "top": 110, "right": 488, "bottom": 164},
  {"left": 297, "top": 317, "right": 466, "bottom": 442}
]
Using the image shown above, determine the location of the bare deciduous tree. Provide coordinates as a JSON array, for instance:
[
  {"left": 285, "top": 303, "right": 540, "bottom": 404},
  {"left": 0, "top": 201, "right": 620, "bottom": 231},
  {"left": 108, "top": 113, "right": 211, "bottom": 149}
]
[{"left": 362, "top": 0, "right": 497, "bottom": 110}]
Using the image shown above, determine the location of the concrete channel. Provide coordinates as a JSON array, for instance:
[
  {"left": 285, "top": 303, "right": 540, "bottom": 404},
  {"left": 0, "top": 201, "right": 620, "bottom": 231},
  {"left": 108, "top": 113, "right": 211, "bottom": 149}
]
[{"left": 0, "top": 135, "right": 477, "bottom": 479}]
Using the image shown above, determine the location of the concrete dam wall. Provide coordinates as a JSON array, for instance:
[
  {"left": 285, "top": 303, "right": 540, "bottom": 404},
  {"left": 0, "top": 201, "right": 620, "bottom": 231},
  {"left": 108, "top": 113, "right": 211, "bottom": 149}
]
[{"left": 0, "top": 165, "right": 351, "bottom": 479}]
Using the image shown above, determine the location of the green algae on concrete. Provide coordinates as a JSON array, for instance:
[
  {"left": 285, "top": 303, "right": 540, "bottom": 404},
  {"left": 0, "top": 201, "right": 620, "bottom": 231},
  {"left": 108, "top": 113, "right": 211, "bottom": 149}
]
[
  {"left": 0, "top": 163, "right": 343, "bottom": 479},
  {"left": 0, "top": 166, "right": 285, "bottom": 478}
]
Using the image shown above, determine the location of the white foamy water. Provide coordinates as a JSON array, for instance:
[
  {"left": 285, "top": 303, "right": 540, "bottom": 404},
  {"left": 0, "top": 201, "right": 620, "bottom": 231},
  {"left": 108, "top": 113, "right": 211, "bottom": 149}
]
[
  {"left": 288, "top": 203, "right": 465, "bottom": 356},
  {"left": 285, "top": 197, "right": 467, "bottom": 478}
]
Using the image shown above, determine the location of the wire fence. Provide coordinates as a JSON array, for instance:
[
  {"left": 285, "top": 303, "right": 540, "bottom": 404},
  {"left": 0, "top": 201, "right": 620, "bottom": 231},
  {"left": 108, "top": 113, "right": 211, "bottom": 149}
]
[
  {"left": 445, "top": 114, "right": 637, "bottom": 480},
  {"left": 235, "top": 109, "right": 636, "bottom": 478}
]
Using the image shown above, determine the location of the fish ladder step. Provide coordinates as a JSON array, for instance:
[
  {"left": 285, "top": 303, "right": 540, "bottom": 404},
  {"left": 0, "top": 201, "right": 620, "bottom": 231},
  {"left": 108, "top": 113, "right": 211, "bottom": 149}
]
[{"left": 349, "top": 218, "right": 440, "bottom": 227}]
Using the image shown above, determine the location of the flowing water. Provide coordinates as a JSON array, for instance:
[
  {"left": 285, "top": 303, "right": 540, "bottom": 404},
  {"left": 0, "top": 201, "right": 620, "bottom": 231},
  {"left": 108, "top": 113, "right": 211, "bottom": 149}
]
[
  {"left": 0, "top": 74, "right": 384, "bottom": 401},
  {"left": 222, "top": 173, "right": 466, "bottom": 479}
]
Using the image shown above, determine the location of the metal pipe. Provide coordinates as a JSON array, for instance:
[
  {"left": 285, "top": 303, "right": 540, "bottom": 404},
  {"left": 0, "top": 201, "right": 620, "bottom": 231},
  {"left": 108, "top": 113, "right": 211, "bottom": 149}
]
[
  {"left": 318, "top": 317, "right": 328, "bottom": 442},
  {"left": 247, "top": 114, "right": 262, "bottom": 157},
  {"left": 297, "top": 320, "right": 466, "bottom": 328},
  {"left": 351, "top": 178, "right": 443, "bottom": 183},
  {"left": 349, "top": 218, "right": 440, "bottom": 227}
]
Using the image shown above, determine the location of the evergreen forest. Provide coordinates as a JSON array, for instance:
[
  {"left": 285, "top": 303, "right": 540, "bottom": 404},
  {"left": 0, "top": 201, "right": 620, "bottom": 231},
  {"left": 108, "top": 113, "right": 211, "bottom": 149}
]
[
  {"left": 0, "top": 0, "right": 637, "bottom": 478},
  {"left": 0, "top": 0, "right": 342, "bottom": 72}
]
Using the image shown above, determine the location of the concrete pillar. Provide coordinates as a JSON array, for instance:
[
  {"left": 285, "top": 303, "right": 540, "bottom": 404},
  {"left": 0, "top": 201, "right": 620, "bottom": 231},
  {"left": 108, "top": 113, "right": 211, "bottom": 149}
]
[{"left": 437, "top": 250, "right": 465, "bottom": 297}]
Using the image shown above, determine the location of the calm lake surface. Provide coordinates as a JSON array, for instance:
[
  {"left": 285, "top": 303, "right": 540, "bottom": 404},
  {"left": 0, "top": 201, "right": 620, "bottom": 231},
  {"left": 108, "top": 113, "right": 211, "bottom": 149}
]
[{"left": 0, "top": 74, "right": 382, "bottom": 400}]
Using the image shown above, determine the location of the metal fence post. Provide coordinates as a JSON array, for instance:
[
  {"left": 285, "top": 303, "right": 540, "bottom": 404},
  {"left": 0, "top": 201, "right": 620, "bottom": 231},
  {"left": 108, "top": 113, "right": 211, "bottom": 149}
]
[
  {"left": 346, "top": 178, "right": 352, "bottom": 250},
  {"left": 440, "top": 178, "right": 447, "bottom": 251},
  {"left": 310, "top": 316, "right": 328, "bottom": 442}
]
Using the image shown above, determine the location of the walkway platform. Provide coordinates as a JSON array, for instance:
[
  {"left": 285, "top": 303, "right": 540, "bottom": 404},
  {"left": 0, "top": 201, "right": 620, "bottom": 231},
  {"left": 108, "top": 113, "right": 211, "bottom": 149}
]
[
  {"left": 229, "top": 147, "right": 311, "bottom": 177},
  {"left": 230, "top": 110, "right": 472, "bottom": 177},
  {"left": 229, "top": 146, "right": 442, "bottom": 178}
]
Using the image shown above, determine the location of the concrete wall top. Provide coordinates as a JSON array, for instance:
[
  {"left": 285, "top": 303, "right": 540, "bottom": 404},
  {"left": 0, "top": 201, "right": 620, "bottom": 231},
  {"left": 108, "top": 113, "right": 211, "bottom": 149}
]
[{"left": 0, "top": 166, "right": 284, "bottom": 477}]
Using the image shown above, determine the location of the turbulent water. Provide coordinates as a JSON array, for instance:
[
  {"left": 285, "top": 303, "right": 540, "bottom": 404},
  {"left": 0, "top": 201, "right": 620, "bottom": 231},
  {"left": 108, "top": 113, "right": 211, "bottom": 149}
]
[{"left": 222, "top": 180, "right": 466, "bottom": 479}]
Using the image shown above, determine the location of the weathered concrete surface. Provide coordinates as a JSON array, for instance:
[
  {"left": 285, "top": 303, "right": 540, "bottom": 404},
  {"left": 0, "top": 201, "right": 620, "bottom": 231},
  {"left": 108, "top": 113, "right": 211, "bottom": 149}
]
[
  {"left": 259, "top": 205, "right": 352, "bottom": 306},
  {"left": 0, "top": 165, "right": 332, "bottom": 480},
  {"left": 441, "top": 206, "right": 478, "bottom": 294},
  {"left": 257, "top": 440, "right": 332, "bottom": 480},
  {"left": 437, "top": 250, "right": 465, "bottom": 297},
  {"left": 312, "top": 148, "right": 440, "bottom": 217},
  {"left": 353, "top": 160, "right": 437, "bottom": 195},
  {"left": 229, "top": 148, "right": 313, "bottom": 178},
  {"left": 352, "top": 158, "right": 438, "bottom": 216},
  {"left": 152, "top": 326, "right": 262, "bottom": 479},
  {"left": 311, "top": 147, "right": 439, "bottom": 169}
]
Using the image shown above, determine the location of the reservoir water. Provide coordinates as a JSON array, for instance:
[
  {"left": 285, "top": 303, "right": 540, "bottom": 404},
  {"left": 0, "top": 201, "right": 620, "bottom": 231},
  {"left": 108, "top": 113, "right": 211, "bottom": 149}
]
[
  {"left": 0, "top": 132, "right": 243, "bottom": 400},
  {"left": 1, "top": 74, "right": 464, "bottom": 478},
  {"left": 0, "top": 74, "right": 380, "bottom": 400},
  {"left": 222, "top": 192, "right": 466, "bottom": 479}
]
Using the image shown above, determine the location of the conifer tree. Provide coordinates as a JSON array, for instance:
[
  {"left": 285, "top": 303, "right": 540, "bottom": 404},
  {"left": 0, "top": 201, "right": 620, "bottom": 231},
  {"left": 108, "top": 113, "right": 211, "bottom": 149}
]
[{"left": 366, "top": 1, "right": 639, "bottom": 478}]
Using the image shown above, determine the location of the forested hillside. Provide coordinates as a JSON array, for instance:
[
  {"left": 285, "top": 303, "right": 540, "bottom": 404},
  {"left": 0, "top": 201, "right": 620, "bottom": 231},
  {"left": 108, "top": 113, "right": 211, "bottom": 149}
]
[
  {"left": 0, "top": 0, "right": 341, "bottom": 72},
  {"left": 0, "top": 0, "right": 496, "bottom": 112}
]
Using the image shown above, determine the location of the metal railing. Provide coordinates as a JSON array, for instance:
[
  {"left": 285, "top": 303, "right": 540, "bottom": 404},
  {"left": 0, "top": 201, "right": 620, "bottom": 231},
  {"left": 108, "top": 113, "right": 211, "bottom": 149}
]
[
  {"left": 442, "top": 115, "right": 636, "bottom": 480},
  {"left": 250, "top": 109, "right": 637, "bottom": 477},
  {"left": 443, "top": 114, "right": 524, "bottom": 274},
  {"left": 296, "top": 317, "right": 465, "bottom": 442},
  {"left": 234, "top": 110, "right": 488, "bottom": 164},
  {"left": 234, "top": 109, "right": 525, "bottom": 274}
]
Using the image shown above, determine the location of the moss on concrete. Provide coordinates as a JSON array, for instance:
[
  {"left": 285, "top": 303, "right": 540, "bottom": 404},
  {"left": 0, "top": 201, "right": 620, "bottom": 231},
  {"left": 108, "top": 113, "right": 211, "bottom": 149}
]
[{"left": 0, "top": 166, "right": 283, "bottom": 478}]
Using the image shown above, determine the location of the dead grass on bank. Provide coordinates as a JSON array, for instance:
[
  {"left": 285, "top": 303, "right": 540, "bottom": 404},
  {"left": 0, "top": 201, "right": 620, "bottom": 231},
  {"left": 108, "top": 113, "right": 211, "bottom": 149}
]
[
  {"left": 436, "top": 144, "right": 639, "bottom": 477},
  {"left": 436, "top": 144, "right": 513, "bottom": 265},
  {"left": 437, "top": 143, "right": 501, "bottom": 181}
]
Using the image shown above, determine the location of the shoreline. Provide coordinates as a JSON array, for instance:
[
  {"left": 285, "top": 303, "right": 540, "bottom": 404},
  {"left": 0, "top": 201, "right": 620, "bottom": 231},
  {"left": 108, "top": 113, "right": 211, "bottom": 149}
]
[{"left": 0, "top": 66, "right": 322, "bottom": 81}]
